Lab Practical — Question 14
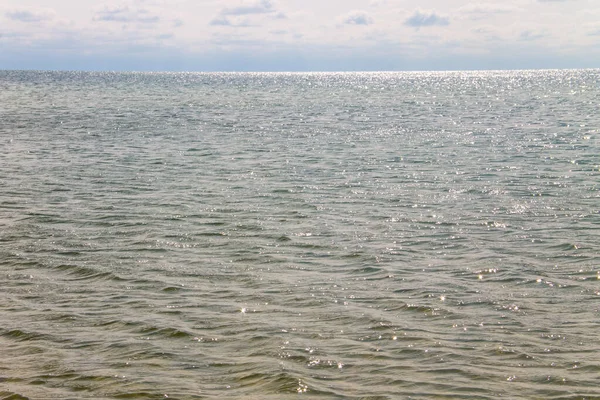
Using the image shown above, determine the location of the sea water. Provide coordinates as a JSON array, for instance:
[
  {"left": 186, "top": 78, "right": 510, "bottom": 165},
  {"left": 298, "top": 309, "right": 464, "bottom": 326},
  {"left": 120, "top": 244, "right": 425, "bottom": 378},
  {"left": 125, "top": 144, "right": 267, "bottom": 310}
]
[{"left": 0, "top": 70, "right": 599, "bottom": 399}]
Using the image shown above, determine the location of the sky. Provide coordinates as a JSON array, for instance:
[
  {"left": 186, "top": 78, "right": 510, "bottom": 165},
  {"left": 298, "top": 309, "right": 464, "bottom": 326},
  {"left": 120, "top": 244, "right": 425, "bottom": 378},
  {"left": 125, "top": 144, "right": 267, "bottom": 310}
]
[{"left": 1, "top": 0, "right": 599, "bottom": 71}]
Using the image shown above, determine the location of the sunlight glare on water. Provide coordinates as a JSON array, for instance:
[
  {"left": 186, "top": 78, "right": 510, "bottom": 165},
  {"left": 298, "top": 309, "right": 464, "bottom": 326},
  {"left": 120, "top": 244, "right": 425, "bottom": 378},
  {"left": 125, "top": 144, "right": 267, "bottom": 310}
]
[{"left": 0, "top": 69, "right": 599, "bottom": 399}]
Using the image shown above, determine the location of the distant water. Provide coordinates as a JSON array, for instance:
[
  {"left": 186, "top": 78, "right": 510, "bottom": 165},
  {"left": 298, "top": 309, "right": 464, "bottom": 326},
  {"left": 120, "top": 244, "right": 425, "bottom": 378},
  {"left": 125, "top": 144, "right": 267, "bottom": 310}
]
[{"left": 1, "top": 70, "right": 599, "bottom": 399}]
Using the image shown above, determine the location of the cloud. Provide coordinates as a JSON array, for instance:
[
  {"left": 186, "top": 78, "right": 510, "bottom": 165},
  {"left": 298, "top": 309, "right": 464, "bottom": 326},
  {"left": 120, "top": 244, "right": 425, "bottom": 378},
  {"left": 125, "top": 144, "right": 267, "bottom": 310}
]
[
  {"left": 5, "top": 8, "right": 55, "bottom": 23},
  {"left": 209, "top": 16, "right": 254, "bottom": 27},
  {"left": 341, "top": 10, "right": 373, "bottom": 26},
  {"left": 220, "top": 0, "right": 275, "bottom": 16},
  {"left": 369, "top": 0, "right": 388, "bottom": 7},
  {"left": 0, "top": 31, "right": 30, "bottom": 40},
  {"left": 94, "top": 5, "right": 160, "bottom": 24},
  {"left": 2, "top": 0, "right": 600, "bottom": 72},
  {"left": 519, "top": 30, "right": 546, "bottom": 41},
  {"left": 404, "top": 10, "right": 449, "bottom": 28},
  {"left": 210, "top": 16, "right": 232, "bottom": 26},
  {"left": 210, "top": 0, "right": 284, "bottom": 28},
  {"left": 458, "top": 3, "right": 518, "bottom": 16}
]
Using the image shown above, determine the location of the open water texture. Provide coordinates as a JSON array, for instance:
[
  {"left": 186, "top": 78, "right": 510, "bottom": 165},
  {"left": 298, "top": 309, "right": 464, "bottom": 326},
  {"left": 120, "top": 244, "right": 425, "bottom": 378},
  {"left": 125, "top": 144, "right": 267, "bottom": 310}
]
[{"left": 0, "top": 70, "right": 599, "bottom": 399}]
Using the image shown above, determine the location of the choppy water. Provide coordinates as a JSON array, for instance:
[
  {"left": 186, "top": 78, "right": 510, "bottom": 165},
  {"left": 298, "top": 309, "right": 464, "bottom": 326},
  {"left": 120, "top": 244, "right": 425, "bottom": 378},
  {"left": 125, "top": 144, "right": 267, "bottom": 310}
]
[{"left": 0, "top": 69, "right": 599, "bottom": 399}]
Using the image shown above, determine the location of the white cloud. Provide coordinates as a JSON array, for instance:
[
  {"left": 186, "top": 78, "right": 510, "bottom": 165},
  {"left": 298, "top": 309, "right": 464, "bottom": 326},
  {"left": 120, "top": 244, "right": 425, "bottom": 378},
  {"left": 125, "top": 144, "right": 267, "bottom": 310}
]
[
  {"left": 209, "top": 15, "right": 254, "bottom": 27},
  {"left": 369, "top": 0, "right": 388, "bottom": 7},
  {"left": 220, "top": 0, "right": 275, "bottom": 16},
  {"left": 210, "top": 16, "right": 233, "bottom": 26},
  {"left": 341, "top": 10, "right": 373, "bottom": 26},
  {"left": 4, "top": 7, "right": 56, "bottom": 23},
  {"left": 404, "top": 10, "right": 449, "bottom": 28},
  {"left": 589, "top": 26, "right": 600, "bottom": 36},
  {"left": 210, "top": 0, "right": 284, "bottom": 28},
  {"left": 458, "top": 3, "right": 518, "bottom": 16},
  {"left": 93, "top": 5, "right": 160, "bottom": 24},
  {"left": 519, "top": 30, "right": 547, "bottom": 41},
  {"left": 1, "top": 0, "right": 599, "bottom": 71},
  {"left": 0, "top": 31, "right": 30, "bottom": 39}
]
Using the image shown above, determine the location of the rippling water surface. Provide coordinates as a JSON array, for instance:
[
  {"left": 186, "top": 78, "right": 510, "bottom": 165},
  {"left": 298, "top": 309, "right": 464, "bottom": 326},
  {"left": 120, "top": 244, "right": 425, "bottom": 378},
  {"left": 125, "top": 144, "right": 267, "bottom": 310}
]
[{"left": 1, "top": 70, "right": 599, "bottom": 399}]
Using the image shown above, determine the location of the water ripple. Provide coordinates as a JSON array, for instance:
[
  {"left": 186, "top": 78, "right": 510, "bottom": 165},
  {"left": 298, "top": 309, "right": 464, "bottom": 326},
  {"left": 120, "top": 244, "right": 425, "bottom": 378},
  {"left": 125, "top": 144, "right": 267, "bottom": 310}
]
[{"left": 0, "top": 69, "right": 599, "bottom": 398}]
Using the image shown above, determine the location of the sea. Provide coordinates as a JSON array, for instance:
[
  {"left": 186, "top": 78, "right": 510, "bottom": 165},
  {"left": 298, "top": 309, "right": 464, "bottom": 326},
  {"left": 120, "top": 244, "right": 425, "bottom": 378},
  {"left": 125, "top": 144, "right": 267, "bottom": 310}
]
[{"left": 0, "top": 69, "right": 599, "bottom": 399}]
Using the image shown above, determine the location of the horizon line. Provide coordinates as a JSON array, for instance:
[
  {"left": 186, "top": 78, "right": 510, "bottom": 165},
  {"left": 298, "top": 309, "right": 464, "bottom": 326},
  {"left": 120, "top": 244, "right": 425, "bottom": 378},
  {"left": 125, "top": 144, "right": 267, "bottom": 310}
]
[{"left": 1, "top": 67, "right": 599, "bottom": 74}]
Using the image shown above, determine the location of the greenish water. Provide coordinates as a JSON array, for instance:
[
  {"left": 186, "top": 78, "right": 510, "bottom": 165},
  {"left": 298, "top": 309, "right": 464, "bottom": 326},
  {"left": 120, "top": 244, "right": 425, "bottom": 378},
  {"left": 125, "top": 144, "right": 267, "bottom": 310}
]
[{"left": 0, "top": 70, "right": 599, "bottom": 399}]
